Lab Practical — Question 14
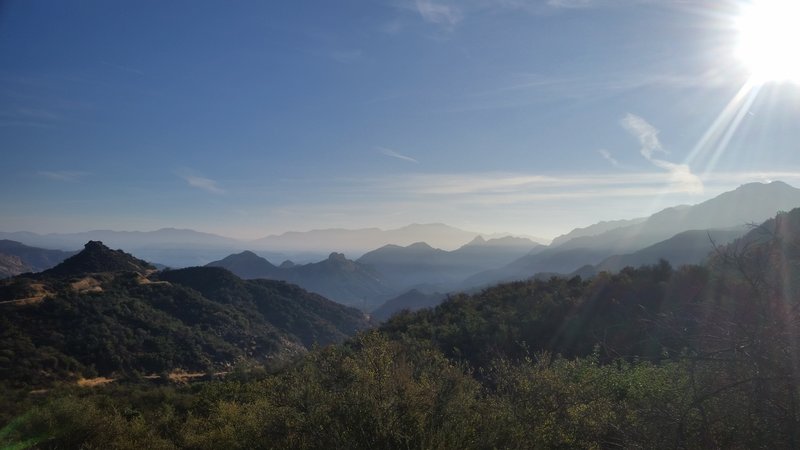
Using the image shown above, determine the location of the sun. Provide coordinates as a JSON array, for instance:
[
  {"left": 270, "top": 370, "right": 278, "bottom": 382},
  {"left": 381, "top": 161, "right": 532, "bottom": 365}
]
[{"left": 735, "top": 0, "right": 800, "bottom": 84}]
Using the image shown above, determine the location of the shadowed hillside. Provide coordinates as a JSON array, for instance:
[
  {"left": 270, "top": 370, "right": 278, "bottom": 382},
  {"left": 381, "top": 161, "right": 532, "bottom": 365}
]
[
  {"left": 0, "top": 242, "right": 370, "bottom": 388},
  {"left": 208, "top": 251, "right": 394, "bottom": 310},
  {"left": 0, "top": 240, "right": 76, "bottom": 278}
]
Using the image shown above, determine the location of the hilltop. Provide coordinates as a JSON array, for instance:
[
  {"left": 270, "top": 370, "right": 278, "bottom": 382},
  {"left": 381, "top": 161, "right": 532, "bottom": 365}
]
[{"left": 40, "top": 240, "right": 155, "bottom": 277}]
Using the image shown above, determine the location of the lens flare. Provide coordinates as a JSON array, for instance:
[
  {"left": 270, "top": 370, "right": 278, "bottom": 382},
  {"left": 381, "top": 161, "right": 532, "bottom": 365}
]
[{"left": 736, "top": 0, "right": 800, "bottom": 84}]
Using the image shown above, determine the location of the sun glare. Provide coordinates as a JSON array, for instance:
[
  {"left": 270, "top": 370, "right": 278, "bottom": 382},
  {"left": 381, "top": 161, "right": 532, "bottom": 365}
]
[{"left": 736, "top": 0, "right": 800, "bottom": 84}]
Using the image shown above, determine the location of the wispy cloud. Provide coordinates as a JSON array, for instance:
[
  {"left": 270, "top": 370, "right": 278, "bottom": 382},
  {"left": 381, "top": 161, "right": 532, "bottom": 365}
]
[
  {"left": 391, "top": 0, "right": 660, "bottom": 35},
  {"left": 38, "top": 170, "right": 89, "bottom": 182},
  {"left": 598, "top": 149, "right": 621, "bottom": 168},
  {"left": 378, "top": 146, "right": 419, "bottom": 164},
  {"left": 415, "top": 0, "right": 462, "bottom": 27},
  {"left": 370, "top": 172, "right": 702, "bottom": 197},
  {"left": 545, "top": 0, "right": 656, "bottom": 10},
  {"left": 178, "top": 171, "right": 225, "bottom": 194},
  {"left": 0, "top": 107, "right": 65, "bottom": 129},
  {"left": 399, "top": 0, "right": 658, "bottom": 30},
  {"left": 621, "top": 113, "right": 703, "bottom": 194}
]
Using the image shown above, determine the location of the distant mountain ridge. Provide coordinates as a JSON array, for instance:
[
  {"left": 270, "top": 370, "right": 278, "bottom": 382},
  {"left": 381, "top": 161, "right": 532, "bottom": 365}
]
[
  {"left": 207, "top": 250, "right": 277, "bottom": 279},
  {"left": 0, "top": 224, "right": 535, "bottom": 267},
  {"left": 550, "top": 217, "right": 647, "bottom": 247},
  {"left": 563, "top": 182, "right": 800, "bottom": 254},
  {"left": 0, "top": 228, "right": 239, "bottom": 250},
  {"left": 0, "top": 240, "right": 76, "bottom": 277},
  {"left": 0, "top": 229, "right": 248, "bottom": 268},
  {"left": 208, "top": 235, "right": 542, "bottom": 312},
  {"left": 207, "top": 251, "right": 394, "bottom": 310},
  {"left": 594, "top": 226, "right": 748, "bottom": 273},
  {"left": 465, "top": 182, "right": 800, "bottom": 287},
  {"left": 250, "top": 223, "right": 544, "bottom": 255},
  {"left": 358, "top": 237, "right": 542, "bottom": 292}
]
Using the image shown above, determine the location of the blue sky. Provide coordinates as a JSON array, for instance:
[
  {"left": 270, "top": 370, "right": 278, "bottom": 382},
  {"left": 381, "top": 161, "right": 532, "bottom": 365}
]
[{"left": 2, "top": 0, "right": 800, "bottom": 239}]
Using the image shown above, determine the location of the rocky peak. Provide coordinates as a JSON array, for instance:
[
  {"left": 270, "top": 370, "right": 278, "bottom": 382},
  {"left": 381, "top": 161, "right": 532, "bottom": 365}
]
[
  {"left": 328, "top": 252, "right": 348, "bottom": 262},
  {"left": 42, "top": 241, "right": 154, "bottom": 277}
]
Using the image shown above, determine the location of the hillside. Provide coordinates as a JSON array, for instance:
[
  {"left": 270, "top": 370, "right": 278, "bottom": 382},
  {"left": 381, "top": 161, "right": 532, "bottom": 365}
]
[
  {"left": 0, "top": 242, "right": 370, "bottom": 387},
  {"left": 0, "top": 253, "right": 30, "bottom": 278},
  {"left": 595, "top": 226, "right": 747, "bottom": 273},
  {"left": 387, "top": 208, "right": 800, "bottom": 370},
  {"left": 357, "top": 242, "right": 451, "bottom": 289},
  {"left": 281, "top": 253, "right": 393, "bottom": 310},
  {"left": 206, "top": 250, "right": 278, "bottom": 278},
  {"left": 40, "top": 240, "right": 155, "bottom": 277},
  {"left": 207, "top": 251, "right": 394, "bottom": 310},
  {"left": 371, "top": 289, "right": 445, "bottom": 322},
  {"left": 550, "top": 217, "right": 646, "bottom": 246},
  {"left": 0, "top": 240, "right": 75, "bottom": 275}
]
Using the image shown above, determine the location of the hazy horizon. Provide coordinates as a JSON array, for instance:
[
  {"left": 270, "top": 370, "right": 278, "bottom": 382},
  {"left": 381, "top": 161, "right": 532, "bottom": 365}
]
[
  {"left": 3, "top": 179, "right": 799, "bottom": 242},
  {"left": 0, "top": 221, "right": 547, "bottom": 243}
]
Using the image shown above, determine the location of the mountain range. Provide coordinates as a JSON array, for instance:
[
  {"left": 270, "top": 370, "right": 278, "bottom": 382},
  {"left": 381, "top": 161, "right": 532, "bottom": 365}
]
[
  {"left": 207, "top": 235, "right": 541, "bottom": 311},
  {"left": 593, "top": 226, "right": 747, "bottom": 273},
  {"left": 0, "top": 241, "right": 371, "bottom": 387},
  {"left": 207, "top": 251, "right": 393, "bottom": 310},
  {"left": 251, "top": 223, "right": 546, "bottom": 255},
  {"left": 0, "top": 223, "right": 538, "bottom": 268},
  {"left": 465, "top": 181, "right": 800, "bottom": 287},
  {"left": 4, "top": 181, "right": 800, "bottom": 386},
  {"left": 2, "top": 181, "right": 800, "bottom": 324},
  {"left": 357, "top": 236, "right": 542, "bottom": 291}
]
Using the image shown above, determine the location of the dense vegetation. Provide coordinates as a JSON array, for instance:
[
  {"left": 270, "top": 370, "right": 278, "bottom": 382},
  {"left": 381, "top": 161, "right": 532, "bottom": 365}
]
[
  {"left": 0, "top": 243, "right": 371, "bottom": 389},
  {"left": 4, "top": 210, "right": 800, "bottom": 448}
]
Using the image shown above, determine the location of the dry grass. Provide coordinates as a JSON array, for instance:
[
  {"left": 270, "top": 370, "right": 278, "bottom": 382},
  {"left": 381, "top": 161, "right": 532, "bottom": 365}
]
[
  {"left": 0, "top": 295, "right": 46, "bottom": 306},
  {"left": 136, "top": 275, "right": 171, "bottom": 286},
  {"left": 0, "top": 283, "right": 52, "bottom": 306},
  {"left": 77, "top": 377, "right": 116, "bottom": 387},
  {"left": 167, "top": 371, "right": 207, "bottom": 383},
  {"left": 71, "top": 277, "right": 103, "bottom": 293}
]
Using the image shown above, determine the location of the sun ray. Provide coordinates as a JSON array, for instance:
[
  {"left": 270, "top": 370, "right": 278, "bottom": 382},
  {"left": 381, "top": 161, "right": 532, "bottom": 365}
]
[
  {"left": 704, "top": 83, "right": 761, "bottom": 177},
  {"left": 681, "top": 79, "right": 761, "bottom": 182}
]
